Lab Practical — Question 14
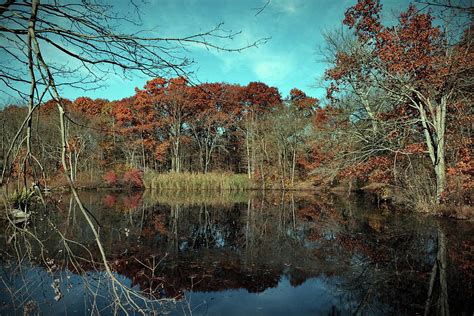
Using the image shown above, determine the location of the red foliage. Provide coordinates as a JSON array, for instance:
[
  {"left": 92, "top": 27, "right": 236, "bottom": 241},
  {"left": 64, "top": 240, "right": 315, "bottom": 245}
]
[
  {"left": 123, "top": 192, "right": 143, "bottom": 209},
  {"left": 326, "top": 82, "right": 340, "bottom": 100},
  {"left": 298, "top": 145, "right": 331, "bottom": 171},
  {"left": 343, "top": 0, "right": 382, "bottom": 43},
  {"left": 376, "top": 5, "right": 441, "bottom": 82},
  {"left": 324, "top": 52, "right": 359, "bottom": 82},
  {"left": 73, "top": 97, "right": 108, "bottom": 116},
  {"left": 289, "top": 88, "right": 319, "bottom": 113},
  {"left": 339, "top": 155, "right": 393, "bottom": 184},
  {"left": 103, "top": 170, "right": 118, "bottom": 186},
  {"left": 446, "top": 138, "right": 474, "bottom": 203},
  {"left": 152, "top": 214, "right": 167, "bottom": 235},
  {"left": 329, "top": 0, "right": 444, "bottom": 94},
  {"left": 448, "top": 240, "right": 474, "bottom": 279},
  {"left": 103, "top": 194, "right": 117, "bottom": 208},
  {"left": 242, "top": 82, "right": 281, "bottom": 116},
  {"left": 189, "top": 82, "right": 242, "bottom": 135},
  {"left": 154, "top": 142, "right": 170, "bottom": 162},
  {"left": 40, "top": 98, "right": 72, "bottom": 114},
  {"left": 123, "top": 168, "right": 143, "bottom": 188},
  {"left": 403, "top": 143, "right": 426, "bottom": 154}
]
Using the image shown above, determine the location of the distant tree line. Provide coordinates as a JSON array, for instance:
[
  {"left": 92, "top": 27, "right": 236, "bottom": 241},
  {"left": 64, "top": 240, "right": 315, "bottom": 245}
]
[{"left": 0, "top": 80, "right": 324, "bottom": 189}]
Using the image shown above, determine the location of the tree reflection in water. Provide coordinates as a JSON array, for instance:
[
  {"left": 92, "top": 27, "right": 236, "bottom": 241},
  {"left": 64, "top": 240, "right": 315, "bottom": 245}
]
[{"left": 0, "top": 190, "right": 472, "bottom": 315}]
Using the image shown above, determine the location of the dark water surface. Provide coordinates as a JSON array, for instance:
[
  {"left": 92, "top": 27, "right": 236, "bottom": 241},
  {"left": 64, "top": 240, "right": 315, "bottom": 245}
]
[{"left": 0, "top": 190, "right": 472, "bottom": 315}]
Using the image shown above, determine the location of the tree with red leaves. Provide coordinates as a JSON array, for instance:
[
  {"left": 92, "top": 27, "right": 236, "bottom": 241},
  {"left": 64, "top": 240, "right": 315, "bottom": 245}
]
[
  {"left": 133, "top": 77, "right": 195, "bottom": 172},
  {"left": 189, "top": 83, "right": 241, "bottom": 173},
  {"left": 239, "top": 82, "right": 281, "bottom": 179},
  {"left": 325, "top": 0, "right": 473, "bottom": 203},
  {"left": 113, "top": 96, "right": 157, "bottom": 169}
]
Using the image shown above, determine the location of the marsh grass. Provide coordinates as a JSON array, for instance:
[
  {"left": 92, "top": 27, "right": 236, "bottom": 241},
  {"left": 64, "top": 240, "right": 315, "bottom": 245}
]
[
  {"left": 142, "top": 189, "right": 251, "bottom": 207},
  {"left": 143, "top": 171, "right": 253, "bottom": 191}
]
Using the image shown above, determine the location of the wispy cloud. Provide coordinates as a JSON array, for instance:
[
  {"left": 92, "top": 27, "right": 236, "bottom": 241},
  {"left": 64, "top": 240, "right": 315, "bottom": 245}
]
[
  {"left": 271, "top": 0, "right": 301, "bottom": 14},
  {"left": 254, "top": 58, "right": 291, "bottom": 82}
]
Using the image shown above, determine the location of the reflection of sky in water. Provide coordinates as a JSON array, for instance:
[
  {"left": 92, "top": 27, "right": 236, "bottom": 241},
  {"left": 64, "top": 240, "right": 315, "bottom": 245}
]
[
  {"left": 1, "top": 266, "right": 358, "bottom": 315},
  {"left": 178, "top": 276, "right": 358, "bottom": 316},
  {"left": 0, "top": 266, "right": 147, "bottom": 315}
]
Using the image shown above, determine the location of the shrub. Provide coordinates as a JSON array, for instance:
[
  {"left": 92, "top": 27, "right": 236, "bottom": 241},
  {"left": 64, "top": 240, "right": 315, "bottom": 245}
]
[
  {"left": 123, "top": 168, "right": 143, "bottom": 188},
  {"left": 103, "top": 170, "right": 118, "bottom": 186}
]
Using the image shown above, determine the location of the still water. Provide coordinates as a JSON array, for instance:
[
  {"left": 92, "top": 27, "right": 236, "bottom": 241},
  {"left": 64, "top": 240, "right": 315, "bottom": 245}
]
[{"left": 0, "top": 190, "right": 472, "bottom": 315}]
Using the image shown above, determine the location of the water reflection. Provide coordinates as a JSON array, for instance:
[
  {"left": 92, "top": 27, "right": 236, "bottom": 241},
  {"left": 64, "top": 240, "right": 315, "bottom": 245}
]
[{"left": 0, "top": 190, "right": 472, "bottom": 315}]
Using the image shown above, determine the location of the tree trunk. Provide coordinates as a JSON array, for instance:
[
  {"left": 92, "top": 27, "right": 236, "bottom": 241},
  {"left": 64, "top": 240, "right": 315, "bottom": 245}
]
[
  {"left": 435, "top": 96, "right": 447, "bottom": 202},
  {"left": 424, "top": 225, "right": 449, "bottom": 316},
  {"left": 205, "top": 141, "right": 210, "bottom": 174},
  {"left": 205, "top": 145, "right": 212, "bottom": 174},
  {"left": 141, "top": 131, "right": 146, "bottom": 170},
  {"left": 73, "top": 151, "right": 79, "bottom": 182},
  {"left": 173, "top": 120, "right": 181, "bottom": 173},
  {"left": 362, "top": 98, "right": 378, "bottom": 134},
  {"left": 278, "top": 147, "right": 285, "bottom": 190},
  {"left": 197, "top": 143, "right": 204, "bottom": 173},
  {"left": 435, "top": 157, "right": 446, "bottom": 203},
  {"left": 246, "top": 128, "right": 252, "bottom": 179},
  {"left": 437, "top": 226, "right": 449, "bottom": 316},
  {"left": 291, "top": 147, "right": 296, "bottom": 187},
  {"left": 174, "top": 138, "right": 180, "bottom": 173},
  {"left": 417, "top": 96, "right": 447, "bottom": 204}
]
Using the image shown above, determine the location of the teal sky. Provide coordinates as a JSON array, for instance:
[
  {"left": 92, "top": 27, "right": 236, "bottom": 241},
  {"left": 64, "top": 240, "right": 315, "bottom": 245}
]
[{"left": 1, "top": 0, "right": 413, "bottom": 103}]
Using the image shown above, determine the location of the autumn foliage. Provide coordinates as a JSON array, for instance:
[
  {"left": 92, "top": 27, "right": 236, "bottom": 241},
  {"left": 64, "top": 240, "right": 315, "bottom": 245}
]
[
  {"left": 322, "top": 0, "right": 473, "bottom": 209},
  {"left": 103, "top": 170, "right": 118, "bottom": 186},
  {"left": 0, "top": 0, "right": 471, "bottom": 214},
  {"left": 123, "top": 168, "right": 144, "bottom": 188}
]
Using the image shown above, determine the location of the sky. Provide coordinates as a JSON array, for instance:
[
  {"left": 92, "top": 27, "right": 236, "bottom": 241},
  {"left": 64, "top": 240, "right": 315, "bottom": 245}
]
[{"left": 1, "top": 0, "right": 413, "bottom": 104}]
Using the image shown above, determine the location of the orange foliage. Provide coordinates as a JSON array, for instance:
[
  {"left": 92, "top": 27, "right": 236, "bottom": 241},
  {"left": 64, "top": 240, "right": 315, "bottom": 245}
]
[
  {"left": 343, "top": 0, "right": 382, "bottom": 43},
  {"left": 289, "top": 88, "right": 319, "bottom": 113},
  {"left": 73, "top": 97, "right": 109, "bottom": 116},
  {"left": 340, "top": 155, "right": 393, "bottom": 184},
  {"left": 376, "top": 5, "right": 441, "bottom": 83}
]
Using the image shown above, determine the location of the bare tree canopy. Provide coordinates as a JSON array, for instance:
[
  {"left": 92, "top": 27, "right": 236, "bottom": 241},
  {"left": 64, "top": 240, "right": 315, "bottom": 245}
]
[{"left": 0, "top": 0, "right": 267, "bottom": 100}]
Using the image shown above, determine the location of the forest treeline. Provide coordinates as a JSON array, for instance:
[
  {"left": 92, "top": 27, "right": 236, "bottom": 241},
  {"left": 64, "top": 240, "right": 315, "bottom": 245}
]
[
  {"left": 0, "top": 0, "right": 472, "bottom": 213},
  {"left": 1, "top": 80, "right": 319, "bottom": 188}
]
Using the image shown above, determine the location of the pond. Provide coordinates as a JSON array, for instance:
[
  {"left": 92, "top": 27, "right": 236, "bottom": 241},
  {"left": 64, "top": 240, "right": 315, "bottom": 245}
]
[{"left": 0, "top": 190, "right": 472, "bottom": 315}]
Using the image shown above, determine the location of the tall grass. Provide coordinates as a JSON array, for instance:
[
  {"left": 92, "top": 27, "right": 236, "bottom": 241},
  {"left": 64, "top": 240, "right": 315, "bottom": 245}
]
[
  {"left": 397, "top": 163, "right": 438, "bottom": 213},
  {"left": 143, "top": 170, "right": 253, "bottom": 191},
  {"left": 142, "top": 189, "right": 251, "bottom": 207}
]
